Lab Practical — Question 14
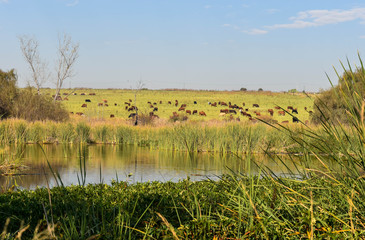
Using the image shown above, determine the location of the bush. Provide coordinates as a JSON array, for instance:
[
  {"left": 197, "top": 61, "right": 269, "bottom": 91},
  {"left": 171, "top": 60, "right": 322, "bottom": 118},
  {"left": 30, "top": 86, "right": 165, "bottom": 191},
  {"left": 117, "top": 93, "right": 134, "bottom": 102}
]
[
  {"left": 12, "top": 88, "right": 69, "bottom": 122},
  {"left": 0, "top": 69, "right": 18, "bottom": 119},
  {"left": 312, "top": 66, "right": 365, "bottom": 124}
]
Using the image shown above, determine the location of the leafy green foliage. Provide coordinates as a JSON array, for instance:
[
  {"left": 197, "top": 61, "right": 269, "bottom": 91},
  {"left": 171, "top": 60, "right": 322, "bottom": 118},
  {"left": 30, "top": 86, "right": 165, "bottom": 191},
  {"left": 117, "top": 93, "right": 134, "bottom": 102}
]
[
  {"left": 312, "top": 65, "right": 365, "bottom": 124},
  {"left": 0, "top": 69, "right": 18, "bottom": 119}
]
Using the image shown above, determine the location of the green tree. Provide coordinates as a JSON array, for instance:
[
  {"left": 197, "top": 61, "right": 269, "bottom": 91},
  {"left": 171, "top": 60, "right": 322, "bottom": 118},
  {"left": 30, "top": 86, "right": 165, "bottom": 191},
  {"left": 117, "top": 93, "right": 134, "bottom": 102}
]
[
  {"left": 0, "top": 69, "right": 18, "bottom": 119},
  {"left": 312, "top": 64, "right": 365, "bottom": 124}
]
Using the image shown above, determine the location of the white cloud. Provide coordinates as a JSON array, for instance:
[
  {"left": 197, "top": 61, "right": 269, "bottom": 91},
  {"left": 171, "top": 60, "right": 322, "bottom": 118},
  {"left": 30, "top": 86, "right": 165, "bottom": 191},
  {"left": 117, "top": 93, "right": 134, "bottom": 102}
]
[
  {"left": 222, "top": 24, "right": 231, "bottom": 27},
  {"left": 204, "top": 5, "right": 212, "bottom": 9},
  {"left": 268, "top": 8, "right": 365, "bottom": 30},
  {"left": 243, "top": 28, "right": 268, "bottom": 35},
  {"left": 360, "top": 35, "right": 365, "bottom": 39},
  {"left": 0, "top": 0, "right": 9, "bottom": 3},
  {"left": 66, "top": 0, "right": 79, "bottom": 7},
  {"left": 266, "top": 9, "right": 279, "bottom": 14}
]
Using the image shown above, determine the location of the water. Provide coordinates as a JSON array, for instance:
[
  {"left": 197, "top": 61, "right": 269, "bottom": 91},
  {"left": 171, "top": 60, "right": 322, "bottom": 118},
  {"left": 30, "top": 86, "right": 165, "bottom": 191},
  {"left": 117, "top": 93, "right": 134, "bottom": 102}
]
[{"left": 0, "top": 144, "right": 306, "bottom": 190}]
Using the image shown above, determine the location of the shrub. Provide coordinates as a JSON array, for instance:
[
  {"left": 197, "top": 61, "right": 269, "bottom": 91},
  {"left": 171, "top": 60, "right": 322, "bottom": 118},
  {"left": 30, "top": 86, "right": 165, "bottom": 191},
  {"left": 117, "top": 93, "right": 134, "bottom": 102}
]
[
  {"left": 312, "top": 66, "right": 365, "bottom": 124},
  {"left": 12, "top": 88, "right": 69, "bottom": 122},
  {"left": 0, "top": 69, "right": 18, "bottom": 119}
]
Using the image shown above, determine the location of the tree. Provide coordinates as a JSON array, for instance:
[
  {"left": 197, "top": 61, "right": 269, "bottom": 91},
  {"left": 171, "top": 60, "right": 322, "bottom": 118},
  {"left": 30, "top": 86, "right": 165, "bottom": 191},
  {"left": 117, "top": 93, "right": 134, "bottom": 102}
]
[
  {"left": 18, "top": 35, "right": 49, "bottom": 95},
  {"left": 312, "top": 64, "right": 365, "bottom": 124},
  {"left": 240, "top": 87, "right": 247, "bottom": 91},
  {"left": 54, "top": 33, "right": 79, "bottom": 102},
  {"left": 0, "top": 69, "right": 18, "bottom": 119},
  {"left": 258, "top": 88, "right": 263, "bottom": 91}
]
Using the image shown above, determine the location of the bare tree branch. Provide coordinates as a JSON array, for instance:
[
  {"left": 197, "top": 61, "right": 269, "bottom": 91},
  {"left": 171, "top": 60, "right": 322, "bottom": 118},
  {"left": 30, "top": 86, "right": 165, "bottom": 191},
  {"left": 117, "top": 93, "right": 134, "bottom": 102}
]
[
  {"left": 54, "top": 33, "right": 79, "bottom": 102},
  {"left": 18, "top": 35, "right": 49, "bottom": 95}
]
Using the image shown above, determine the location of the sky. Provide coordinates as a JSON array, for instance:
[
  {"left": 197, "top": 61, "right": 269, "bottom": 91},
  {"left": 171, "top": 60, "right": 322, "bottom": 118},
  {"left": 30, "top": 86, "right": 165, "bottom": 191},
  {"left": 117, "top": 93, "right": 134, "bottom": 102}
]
[{"left": 1, "top": 0, "right": 365, "bottom": 92}]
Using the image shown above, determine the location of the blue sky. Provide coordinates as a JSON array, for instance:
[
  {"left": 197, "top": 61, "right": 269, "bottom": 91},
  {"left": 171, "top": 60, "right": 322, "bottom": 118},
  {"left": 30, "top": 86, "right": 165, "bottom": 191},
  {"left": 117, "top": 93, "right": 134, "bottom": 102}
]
[{"left": 1, "top": 0, "right": 365, "bottom": 92}]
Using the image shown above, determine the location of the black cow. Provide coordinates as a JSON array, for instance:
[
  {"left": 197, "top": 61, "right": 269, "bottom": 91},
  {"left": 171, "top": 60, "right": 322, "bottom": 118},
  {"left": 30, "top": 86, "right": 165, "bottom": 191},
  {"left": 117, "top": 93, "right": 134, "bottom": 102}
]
[
  {"left": 293, "top": 116, "right": 299, "bottom": 123},
  {"left": 85, "top": 99, "right": 91, "bottom": 103}
]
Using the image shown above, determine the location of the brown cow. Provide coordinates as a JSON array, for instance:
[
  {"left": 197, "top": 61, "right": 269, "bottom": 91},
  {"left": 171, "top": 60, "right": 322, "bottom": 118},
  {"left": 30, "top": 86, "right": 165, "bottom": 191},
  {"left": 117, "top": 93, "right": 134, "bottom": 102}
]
[
  {"left": 253, "top": 104, "right": 259, "bottom": 108},
  {"left": 181, "top": 104, "right": 187, "bottom": 108},
  {"left": 98, "top": 103, "right": 104, "bottom": 107},
  {"left": 192, "top": 110, "right": 198, "bottom": 115},
  {"left": 76, "top": 112, "right": 84, "bottom": 116},
  {"left": 89, "top": 93, "right": 96, "bottom": 95},
  {"left": 221, "top": 102, "right": 227, "bottom": 106},
  {"left": 129, "top": 99, "right": 132, "bottom": 102},
  {"left": 278, "top": 111, "right": 285, "bottom": 116},
  {"left": 110, "top": 114, "right": 115, "bottom": 118},
  {"left": 168, "top": 101, "right": 172, "bottom": 104},
  {"left": 220, "top": 109, "right": 229, "bottom": 114},
  {"left": 281, "top": 120, "right": 289, "bottom": 124},
  {"left": 274, "top": 106, "right": 281, "bottom": 110},
  {"left": 159, "top": 101, "right": 162, "bottom": 104},
  {"left": 81, "top": 104, "right": 87, "bottom": 108},
  {"left": 80, "top": 93, "right": 85, "bottom": 95},
  {"left": 103, "top": 99, "right": 108, "bottom": 103},
  {"left": 178, "top": 107, "right": 185, "bottom": 111},
  {"left": 199, "top": 111, "right": 207, "bottom": 116},
  {"left": 211, "top": 102, "right": 217, "bottom": 107},
  {"left": 287, "top": 106, "right": 293, "bottom": 110},
  {"left": 186, "top": 110, "right": 191, "bottom": 115},
  {"left": 63, "top": 97, "right": 69, "bottom": 101},
  {"left": 268, "top": 109, "right": 274, "bottom": 116},
  {"left": 242, "top": 102, "right": 245, "bottom": 106},
  {"left": 254, "top": 111, "right": 261, "bottom": 116}
]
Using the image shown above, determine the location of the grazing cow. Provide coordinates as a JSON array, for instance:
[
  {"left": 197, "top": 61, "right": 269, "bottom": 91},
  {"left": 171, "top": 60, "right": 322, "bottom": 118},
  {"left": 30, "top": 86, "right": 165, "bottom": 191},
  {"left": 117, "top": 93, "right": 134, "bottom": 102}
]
[
  {"left": 229, "top": 110, "right": 237, "bottom": 114},
  {"left": 125, "top": 102, "right": 130, "bottom": 105},
  {"left": 147, "top": 101, "right": 151, "bottom": 104},
  {"left": 287, "top": 106, "right": 293, "bottom": 110},
  {"left": 104, "top": 104, "right": 109, "bottom": 107},
  {"left": 282, "top": 120, "right": 289, "bottom": 124},
  {"left": 192, "top": 110, "right": 198, "bottom": 115},
  {"left": 304, "top": 107, "right": 307, "bottom": 111},
  {"left": 211, "top": 102, "right": 217, "bottom": 107},
  {"left": 292, "top": 108, "right": 298, "bottom": 114},
  {"left": 175, "top": 102, "right": 178, "bottom": 107},
  {"left": 168, "top": 101, "right": 172, "bottom": 104},
  {"left": 254, "top": 111, "right": 261, "bottom": 116},
  {"left": 110, "top": 114, "right": 115, "bottom": 118},
  {"left": 103, "top": 99, "right": 108, "bottom": 103},
  {"left": 221, "top": 102, "right": 228, "bottom": 106},
  {"left": 98, "top": 103, "right": 104, "bottom": 107},
  {"left": 89, "top": 93, "right": 96, "bottom": 95},
  {"left": 274, "top": 106, "right": 281, "bottom": 110},
  {"left": 199, "top": 111, "right": 207, "bottom": 116},
  {"left": 114, "top": 103, "right": 118, "bottom": 106},
  {"left": 186, "top": 110, "right": 191, "bottom": 115},
  {"left": 268, "top": 109, "right": 274, "bottom": 116},
  {"left": 63, "top": 93, "right": 68, "bottom": 96},
  {"left": 63, "top": 97, "right": 69, "bottom": 101},
  {"left": 308, "top": 110, "right": 313, "bottom": 115},
  {"left": 129, "top": 99, "right": 132, "bottom": 102},
  {"left": 81, "top": 104, "right": 87, "bottom": 108},
  {"left": 278, "top": 111, "right": 285, "bottom": 116},
  {"left": 242, "top": 102, "right": 245, "bottom": 106},
  {"left": 149, "top": 104, "right": 154, "bottom": 108},
  {"left": 73, "top": 93, "right": 77, "bottom": 95},
  {"left": 178, "top": 107, "right": 185, "bottom": 111},
  {"left": 159, "top": 101, "right": 162, "bottom": 104},
  {"left": 81, "top": 93, "right": 85, "bottom": 95},
  {"left": 85, "top": 99, "right": 91, "bottom": 102},
  {"left": 70, "top": 112, "right": 74, "bottom": 114},
  {"left": 125, "top": 106, "right": 128, "bottom": 110},
  {"left": 293, "top": 117, "right": 299, "bottom": 123},
  {"left": 153, "top": 107, "right": 158, "bottom": 112},
  {"left": 194, "top": 101, "right": 197, "bottom": 104},
  {"left": 253, "top": 104, "right": 259, "bottom": 108},
  {"left": 153, "top": 102, "right": 157, "bottom": 105},
  {"left": 181, "top": 104, "right": 187, "bottom": 108},
  {"left": 221, "top": 109, "right": 229, "bottom": 114},
  {"left": 76, "top": 112, "right": 84, "bottom": 116},
  {"left": 128, "top": 113, "right": 137, "bottom": 118}
]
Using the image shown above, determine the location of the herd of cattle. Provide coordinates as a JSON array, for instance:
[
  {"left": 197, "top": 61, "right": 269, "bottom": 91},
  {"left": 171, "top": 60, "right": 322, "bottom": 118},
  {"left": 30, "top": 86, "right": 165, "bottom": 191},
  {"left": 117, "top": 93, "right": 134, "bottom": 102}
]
[{"left": 64, "top": 92, "right": 312, "bottom": 124}]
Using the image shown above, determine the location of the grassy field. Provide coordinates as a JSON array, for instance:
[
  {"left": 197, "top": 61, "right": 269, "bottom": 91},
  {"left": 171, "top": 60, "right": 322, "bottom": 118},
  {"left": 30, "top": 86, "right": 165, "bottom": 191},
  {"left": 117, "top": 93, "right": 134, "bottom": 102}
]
[{"left": 43, "top": 89, "right": 315, "bottom": 123}]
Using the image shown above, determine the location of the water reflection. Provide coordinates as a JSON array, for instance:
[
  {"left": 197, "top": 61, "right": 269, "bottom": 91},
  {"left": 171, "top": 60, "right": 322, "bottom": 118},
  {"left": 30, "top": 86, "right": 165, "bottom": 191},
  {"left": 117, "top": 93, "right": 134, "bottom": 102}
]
[{"left": 0, "top": 144, "right": 310, "bottom": 190}]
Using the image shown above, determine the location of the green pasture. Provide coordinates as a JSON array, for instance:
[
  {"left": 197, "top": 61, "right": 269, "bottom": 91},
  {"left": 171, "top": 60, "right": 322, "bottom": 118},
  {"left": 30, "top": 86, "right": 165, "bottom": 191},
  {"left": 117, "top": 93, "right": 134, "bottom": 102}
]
[{"left": 43, "top": 89, "right": 315, "bottom": 122}]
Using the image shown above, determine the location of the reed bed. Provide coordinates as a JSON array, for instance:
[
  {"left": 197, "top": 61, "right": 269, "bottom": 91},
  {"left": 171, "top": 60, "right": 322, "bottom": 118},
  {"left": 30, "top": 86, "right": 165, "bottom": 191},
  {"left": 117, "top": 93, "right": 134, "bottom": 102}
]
[{"left": 0, "top": 119, "right": 308, "bottom": 154}]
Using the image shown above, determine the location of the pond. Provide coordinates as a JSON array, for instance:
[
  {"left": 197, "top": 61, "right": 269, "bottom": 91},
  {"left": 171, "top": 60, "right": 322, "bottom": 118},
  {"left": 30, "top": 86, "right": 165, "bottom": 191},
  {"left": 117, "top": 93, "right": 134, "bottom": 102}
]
[{"left": 0, "top": 144, "right": 309, "bottom": 190}]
